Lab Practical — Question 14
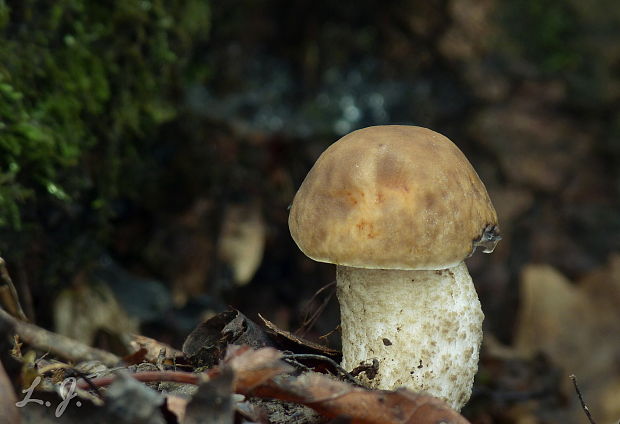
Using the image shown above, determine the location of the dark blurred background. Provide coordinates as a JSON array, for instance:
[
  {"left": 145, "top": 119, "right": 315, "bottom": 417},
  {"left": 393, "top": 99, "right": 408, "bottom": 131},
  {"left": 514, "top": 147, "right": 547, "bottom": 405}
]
[{"left": 1, "top": 0, "right": 620, "bottom": 422}]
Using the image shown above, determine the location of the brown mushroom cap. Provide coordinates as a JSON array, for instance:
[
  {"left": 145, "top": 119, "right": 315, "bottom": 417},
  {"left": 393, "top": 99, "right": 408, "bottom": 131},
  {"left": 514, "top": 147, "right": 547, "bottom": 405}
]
[{"left": 289, "top": 125, "right": 499, "bottom": 270}]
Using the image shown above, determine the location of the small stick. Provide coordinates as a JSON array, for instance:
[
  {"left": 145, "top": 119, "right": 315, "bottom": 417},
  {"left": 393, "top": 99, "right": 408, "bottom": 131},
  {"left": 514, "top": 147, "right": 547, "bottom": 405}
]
[
  {"left": 76, "top": 370, "right": 206, "bottom": 390},
  {"left": 297, "top": 281, "right": 336, "bottom": 337},
  {"left": 282, "top": 353, "right": 360, "bottom": 386},
  {"left": 318, "top": 324, "right": 340, "bottom": 342},
  {"left": 0, "top": 307, "right": 120, "bottom": 366},
  {"left": 569, "top": 374, "right": 597, "bottom": 424}
]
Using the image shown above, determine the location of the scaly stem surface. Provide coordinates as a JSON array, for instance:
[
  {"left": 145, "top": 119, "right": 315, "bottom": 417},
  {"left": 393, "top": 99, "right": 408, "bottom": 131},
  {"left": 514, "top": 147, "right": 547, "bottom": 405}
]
[{"left": 336, "top": 262, "right": 483, "bottom": 410}]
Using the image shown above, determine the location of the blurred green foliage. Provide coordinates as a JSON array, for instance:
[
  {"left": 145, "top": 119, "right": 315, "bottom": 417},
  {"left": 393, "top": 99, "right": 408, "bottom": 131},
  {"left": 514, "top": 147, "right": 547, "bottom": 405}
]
[
  {"left": 499, "top": 0, "right": 620, "bottom": 107},
  {"left": 0, "top": 0, "right": 209, "bottom": 254},
  {"left": 500, "top": 0, "right": 582, "bottom": 74}
]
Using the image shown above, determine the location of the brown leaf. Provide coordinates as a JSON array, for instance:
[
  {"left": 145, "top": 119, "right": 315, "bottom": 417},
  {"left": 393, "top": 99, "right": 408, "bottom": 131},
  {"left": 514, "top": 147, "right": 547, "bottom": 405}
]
[
  {"left": 162, "top": 347, "right": 292, "bottom": 424},
  {"left": 72, "top": 345, "right": 465, "bottom": 424},
  {"left": 123, "top": 347, "right": 149, "bottom": 366},
  {"left": 248, "top": 372, "right": 469, "bottom": 424},
  {"left": 515, "top": 261, "right": 620, "bottom": 423},
  {"left": 219, "top": 346, "right": 467, "bottom": 423},
  {"left": 183, "top": 310, "right": 274, "bottom": 367},
  {"left": 224, "top": 345, "right": 295, "bottom": 391},
  {"left": 514, "top": 265, "right": 592, "bottom": 361}
]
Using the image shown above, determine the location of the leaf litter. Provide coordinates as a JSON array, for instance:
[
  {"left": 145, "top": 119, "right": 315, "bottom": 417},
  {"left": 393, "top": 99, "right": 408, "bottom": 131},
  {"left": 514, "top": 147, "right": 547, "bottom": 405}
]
[{"left": 2, "top": 306, "right": 471, "bottom": 423}]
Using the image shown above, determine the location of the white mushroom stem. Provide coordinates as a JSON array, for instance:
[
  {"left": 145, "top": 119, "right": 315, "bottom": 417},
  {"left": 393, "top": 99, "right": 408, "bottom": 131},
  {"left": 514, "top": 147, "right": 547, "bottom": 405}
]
[{"left": 336, "top": 262, "right": 483, "bottom": 411}]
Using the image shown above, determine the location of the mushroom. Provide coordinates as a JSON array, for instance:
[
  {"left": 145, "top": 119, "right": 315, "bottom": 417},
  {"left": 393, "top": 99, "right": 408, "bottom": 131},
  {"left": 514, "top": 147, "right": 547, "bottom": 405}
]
[{"left": 288, "top": 125, "right": 500, "bottom": 410}]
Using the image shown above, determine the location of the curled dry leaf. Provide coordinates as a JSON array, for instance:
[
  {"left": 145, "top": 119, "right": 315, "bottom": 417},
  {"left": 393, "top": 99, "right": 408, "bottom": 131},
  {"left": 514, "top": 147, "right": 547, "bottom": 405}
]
[
  {"left": 70, "top": 345, "right": 467, "bottom": 423},
  {"left": 225, "top": 345, "right": 295, "bottom": 391},
  {"left": 515, "top": 261, "right": 620, "bottom": 423},
  {"left": 183, "top": 310, "right": 274, "bottom": 368},
  {"left": 224, "top": 346, "right": 468, "bottom": 424},
  {"left": 123, "top": 347, "right": 149, "bottom": 366},
  {"left": 249, "top": 372, "right": 469, "bottom": 424}
]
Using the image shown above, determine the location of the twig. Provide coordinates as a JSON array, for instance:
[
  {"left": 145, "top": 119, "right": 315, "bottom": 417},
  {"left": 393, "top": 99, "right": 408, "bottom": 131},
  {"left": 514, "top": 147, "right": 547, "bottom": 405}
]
[
  {"left": 76, "top": 370, "right": 206, "bottom": 390},
  {"left": 318, "top": 324, "right": 340, "bottom": 343},
  {"left": 282, "top": 353, "right": 361, "bottom": 386},
  {"left": 297, "top": 281, "right": 336, "bottom": 337},
  {"left": 0, "top": 257, "right": 28, "bottom": 321},
  {"left": 570, "top": 374, "right": 597, "bottom": 424},
  {"left": 58, "top": 367, "right": 108, "bottom": 399},
  {"left": 0, "top": 307, "right": 121, "bottom": 366}
]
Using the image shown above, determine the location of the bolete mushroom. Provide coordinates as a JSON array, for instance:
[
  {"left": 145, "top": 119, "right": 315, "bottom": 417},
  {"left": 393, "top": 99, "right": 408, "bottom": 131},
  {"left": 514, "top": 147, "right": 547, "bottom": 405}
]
[{"left": 288, "top": 125, "right": 500, "bottom": 410}]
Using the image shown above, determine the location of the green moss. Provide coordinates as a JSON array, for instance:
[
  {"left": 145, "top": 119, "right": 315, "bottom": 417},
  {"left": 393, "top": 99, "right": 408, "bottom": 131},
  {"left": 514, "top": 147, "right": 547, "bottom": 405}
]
[
  {"left": 0, "top": 0, "right": 209, "bottom": 259},
  {"left": 499, "top": 0, "right": 582, "bottom": 74}
]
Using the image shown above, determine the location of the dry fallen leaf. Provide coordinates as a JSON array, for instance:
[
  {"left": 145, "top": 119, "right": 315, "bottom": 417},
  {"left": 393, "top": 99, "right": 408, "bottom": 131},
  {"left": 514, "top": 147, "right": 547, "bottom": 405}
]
[
  {"left": 154, "top": 346, "right": 293, "bottom": 424},
  {"left": 222, "top": 346, "right": 468, "bottom": 424},
  {"left": 224, "top": 345, "right": 295, "bottom": 391},
  {"left": 515, "top": 260, "right": 620, "bottom": 423},
  {"left": 599, "top": 378, "right": 620, "bottom": 422},
  {"left": 515, "top": 265, "right": 594, "bottom": 361},
  {"left": 182, "top": 310, "right": 274, "bottom": 368},
  {"left": 249, "top": 372, "right": 469, "bottom": 424},
  {"left": 67, "top": 344, "right": 467, "bottom": 423}
]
